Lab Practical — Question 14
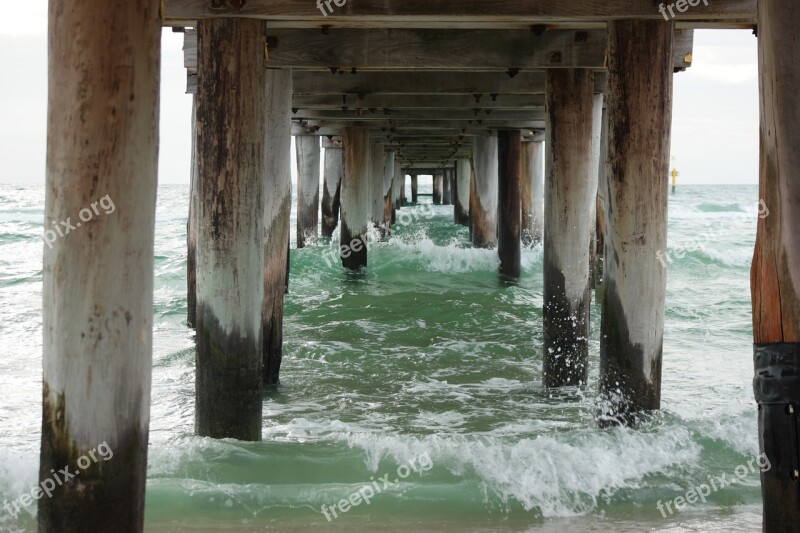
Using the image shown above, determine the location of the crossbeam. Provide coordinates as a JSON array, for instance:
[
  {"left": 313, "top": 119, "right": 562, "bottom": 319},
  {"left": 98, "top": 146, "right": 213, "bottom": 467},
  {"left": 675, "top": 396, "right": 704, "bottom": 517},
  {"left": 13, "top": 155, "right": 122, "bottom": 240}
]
[{"left": 163, "top": 0, "right": 755, "bottom": 29}]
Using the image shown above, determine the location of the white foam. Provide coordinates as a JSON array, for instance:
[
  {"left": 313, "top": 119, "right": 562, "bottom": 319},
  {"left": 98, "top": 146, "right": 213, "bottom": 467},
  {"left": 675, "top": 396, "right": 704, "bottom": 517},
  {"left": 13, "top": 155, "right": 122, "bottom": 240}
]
[{"left": 343, "top": 426, "right": 701, "bottom": 517}]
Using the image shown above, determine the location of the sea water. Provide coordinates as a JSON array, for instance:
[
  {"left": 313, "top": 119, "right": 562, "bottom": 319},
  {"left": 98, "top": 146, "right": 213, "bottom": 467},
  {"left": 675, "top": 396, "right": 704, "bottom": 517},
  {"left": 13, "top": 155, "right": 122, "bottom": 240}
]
[{"left": 0, "top": 183, "right": 764, "bottom": 532}]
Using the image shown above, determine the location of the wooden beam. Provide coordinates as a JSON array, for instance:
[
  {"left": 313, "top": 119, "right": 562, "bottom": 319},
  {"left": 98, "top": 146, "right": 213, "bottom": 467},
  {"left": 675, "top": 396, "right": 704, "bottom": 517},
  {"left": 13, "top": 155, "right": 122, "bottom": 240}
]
[
  {"left": 292, "top": 121, "right": 543, "bottom": 135},
  {"left": 264, "top": 28, "right": 605, "bottom": 69},
  {"left": 185, "top": 29, "right": 690, "bottom": 72},
  {"left": 292, "top": 109, "right": 546, "bottom": 121},
  {"left": 293, "top": 70, "right": 552, "bottom": 95},
  {"left": 189, "top": 67, "right": 602, "bottom": 96},
  {"left": 292, "top": 93, "right": 546, "bottom": 109},
  {"left": 163, "top": 0, "right": 756, "bottom": 28}
]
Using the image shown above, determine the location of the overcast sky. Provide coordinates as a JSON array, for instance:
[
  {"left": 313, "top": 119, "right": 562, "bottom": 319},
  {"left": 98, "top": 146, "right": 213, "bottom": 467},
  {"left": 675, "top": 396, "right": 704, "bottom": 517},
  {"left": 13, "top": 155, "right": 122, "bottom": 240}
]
[{"left": 0, "top": 4, "right": 759, "bottom": 185}]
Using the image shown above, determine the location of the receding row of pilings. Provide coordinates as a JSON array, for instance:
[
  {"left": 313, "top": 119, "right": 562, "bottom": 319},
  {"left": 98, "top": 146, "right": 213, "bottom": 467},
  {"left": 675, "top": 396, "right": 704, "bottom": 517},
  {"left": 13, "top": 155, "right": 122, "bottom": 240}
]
[{"left": 40, "top": 0, "right": 800, "bottom": 529}]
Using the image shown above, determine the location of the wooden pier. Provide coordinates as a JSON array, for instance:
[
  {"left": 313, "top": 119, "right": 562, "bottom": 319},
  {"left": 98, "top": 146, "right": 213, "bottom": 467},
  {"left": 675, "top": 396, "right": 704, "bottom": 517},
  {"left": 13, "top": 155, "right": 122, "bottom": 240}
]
[{"left": 39, "top": 1, "right": 800, "bottom": 531}]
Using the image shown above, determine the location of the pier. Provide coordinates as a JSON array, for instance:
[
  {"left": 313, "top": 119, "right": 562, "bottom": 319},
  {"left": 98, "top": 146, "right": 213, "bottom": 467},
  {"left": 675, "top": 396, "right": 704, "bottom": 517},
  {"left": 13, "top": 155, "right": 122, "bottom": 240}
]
[{"left": 38, "top": 1, "right": 799, "bottom": 531}]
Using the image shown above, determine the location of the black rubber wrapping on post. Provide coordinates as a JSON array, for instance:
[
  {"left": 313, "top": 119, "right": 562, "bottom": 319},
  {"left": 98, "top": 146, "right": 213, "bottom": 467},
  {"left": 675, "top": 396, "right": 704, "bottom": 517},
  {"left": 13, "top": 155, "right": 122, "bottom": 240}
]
[{"left": 754, "top": 342, "right": 800, "bottom": 532}]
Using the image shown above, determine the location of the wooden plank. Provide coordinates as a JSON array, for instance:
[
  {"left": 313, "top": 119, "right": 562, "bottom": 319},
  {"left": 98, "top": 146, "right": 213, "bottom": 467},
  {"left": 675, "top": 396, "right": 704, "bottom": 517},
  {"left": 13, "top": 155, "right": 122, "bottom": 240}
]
[{"left": 163, "top": 0, "right": 756, "bottom": 28}]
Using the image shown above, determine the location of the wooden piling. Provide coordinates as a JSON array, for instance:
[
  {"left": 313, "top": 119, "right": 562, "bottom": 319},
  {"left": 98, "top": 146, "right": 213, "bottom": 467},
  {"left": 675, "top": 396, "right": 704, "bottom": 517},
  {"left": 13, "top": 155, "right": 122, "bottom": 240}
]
[
  {"left": 295, "top": 135, "right": 320, "bottom": 248},
  {"left": 588, "top": 94, "right": 604, "bottom": 288},
  {"left": 442, "top": 170, "right": 453, "bottom": 205},
  {"left": 498, "top": 130, "right": 522, "bottom": 279},
  {"left": 187, "top": 98, "right": 198, "bottom": 328},
  {"left": 195, "top": 19, "right": 266, "bottom": 439},
  {"left": 411, "top": 174, "right": 419, "bottom": 204},
  {"left": 595, "top": 106, "right": 608, "bottom": 294},
  {"left": 471, "top": 135, "right": 499, "bottom": 248},
  {"left": 321, "top": 137, "right": 342, "bottom": 238},
  {"left": 392, "top": 165, "right": 402, "bottom": 223},
  {"left": 399, "top": 170, "right": 407, "bottom": 207},
  {"left": 599, "top": 20, "right": 673, "bottom": 422},
  {"left": 752, "top": 0, "right": 800, "bottom": 528},
  {"left": 531, "top": 140, "right": 545, "bottom": 244},
  {"left": 543, "top": 69, "right": 596, "bottom": 388},
  {"left": 455, "top": 158, "right": 471, "bottom": 226},
  {"left": 39, "top": 0, "right": 160, "bottom": 528},
  {"left": 433, "top": 173, "right": 443, "bottom": 204},
  {"left": 341, "top": 128, "right": 371, "bottom": 269},
  {"left": 369, "top": 143, "right": 385, "bottom": 226},
  {"left": 521, "top": 141, "right": 536, "bottom": 247},
  {"left": 262, "top": 69, "right": 293, "bottom": 387},
  {"left": 383, "top": 151, "right": 396, "bottom": 227}
]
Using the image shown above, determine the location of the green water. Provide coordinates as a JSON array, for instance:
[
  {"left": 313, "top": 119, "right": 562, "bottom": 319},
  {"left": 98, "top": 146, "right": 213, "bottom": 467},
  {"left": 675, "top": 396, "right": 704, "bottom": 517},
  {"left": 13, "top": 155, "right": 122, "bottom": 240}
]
[{"left": 0, "top": 184, "right": 764, "bottom": 532}]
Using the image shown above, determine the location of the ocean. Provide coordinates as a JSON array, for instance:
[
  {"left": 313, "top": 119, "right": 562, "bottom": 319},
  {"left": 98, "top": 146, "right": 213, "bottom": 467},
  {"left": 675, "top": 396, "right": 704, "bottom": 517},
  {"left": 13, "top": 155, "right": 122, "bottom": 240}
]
[{"left": 0, "top": 182, "right": 763, "bottom": 532}]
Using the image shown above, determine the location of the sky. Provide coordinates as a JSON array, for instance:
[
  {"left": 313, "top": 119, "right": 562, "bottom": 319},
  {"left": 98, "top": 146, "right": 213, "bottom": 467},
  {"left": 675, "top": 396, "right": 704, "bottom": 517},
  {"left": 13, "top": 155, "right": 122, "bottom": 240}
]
[{"left": 0, "top": 3, "right": 759, "bottom": 185}]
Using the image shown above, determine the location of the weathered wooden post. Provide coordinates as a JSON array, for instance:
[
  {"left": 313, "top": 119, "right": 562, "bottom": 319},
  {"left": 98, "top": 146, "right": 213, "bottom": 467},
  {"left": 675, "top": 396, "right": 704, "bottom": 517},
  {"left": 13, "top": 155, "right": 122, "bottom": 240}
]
[
  {"left": 40, "top": 0, "right": 159, "bottom": 529},
  {"left": 383, "top": 151, "right": 396, "bottom": 227},
  {"left": 752, "top": 0, "right": 800, "bottom": 528},
  {"left": 321, "top": 137, "right": 342, "bottom": 238},
  {"left": 263, "top": 69, "right": 293, "bottom": 387},
  {"left": 471, "top": 135, "right": 498, "bottom": 248},
  {"left": 411, "top": 174, "right": 419, "bottom": 204},
  {"left": 532, "top": 140, "right": 545, "bottom": 244},
  {"left": 195, "top": 19, "right": 266, "bottom": 439},
  {"left": 433, "top": 172, "right": 443, "bottom": 204},
  {"left": 599, "top": 20, "right": 673, "bottom": 422},
  {"left": 455, "top": 158, "right": 471, "bottom": 226},
  {"left": 295, "top": 135, "right": 320, "bottom": 248},
  {"left": 588, "top": 94, "right": 604, "bottom": 287},
  {"left": 542, "top": 69, "right": 596, "bottom": 388},
  {"left": 521, "top": 141, "right": 536, "bottom": 247},
  {"left": 392, "top": 165, "right": 402, "bottom": 223},
  {"left": 442, "top": 169, "right": 453, "bottom": 205},
  {"left": 369, "top": 142, "right": 385, "bottom": 227},
  {"left": 595, "top": 106, "right": 609, "bottom": 293},
  {"left": 498, "top": 131, "right": 522, "bottom": 278},
  {"left": 399, "top": 170, "right": 408, "bottom": 207},
  {"left": 188, "top": 97, "right": 199, "bottom": 328},
  {"left": 341, "top": 128, "right": 370, "bottom": 269}
]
